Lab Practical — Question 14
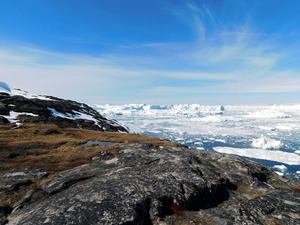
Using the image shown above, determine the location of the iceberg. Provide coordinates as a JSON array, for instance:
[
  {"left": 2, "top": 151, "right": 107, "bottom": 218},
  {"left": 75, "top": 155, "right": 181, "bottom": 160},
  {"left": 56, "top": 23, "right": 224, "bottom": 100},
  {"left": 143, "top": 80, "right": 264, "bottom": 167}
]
[
  {"left": 251, "top": 135, "right": 283, "bottom": 150},
  {"left": 273, "top": 165, "right": 287, "bottom": 172}
]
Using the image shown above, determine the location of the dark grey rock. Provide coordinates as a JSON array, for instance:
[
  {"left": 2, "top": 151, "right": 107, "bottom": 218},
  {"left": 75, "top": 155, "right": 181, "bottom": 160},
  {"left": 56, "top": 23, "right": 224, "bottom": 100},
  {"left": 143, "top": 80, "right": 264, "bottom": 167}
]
[
  {"left": 41, "top": 174, "right": 93, "bottom": 194},
  {"left": 197, "top": 191, "right": 300, "bottom": 225},
  {"left": 0, "top": 116, "right": 9, "bottom": 124},
  {"left": 0, "top": 169, "right": 48, "bottom": 192},
  {"left": 0, "top": 102, "right": 9, "bottom": 115},
  {"left": 0, "top": 216, "right": 8, "bottom": 225},
  {"left": 6, "top": 143, "right": 300, "bottom": 225},
  {"left": 92, "top": 150, "right": 114, "bottom": 161},
  {"left": 0, "top": 206, "right": 11, "bottom": 225},
  {"left": 12, "top": 190, "right": 34, "bottom": 213}
]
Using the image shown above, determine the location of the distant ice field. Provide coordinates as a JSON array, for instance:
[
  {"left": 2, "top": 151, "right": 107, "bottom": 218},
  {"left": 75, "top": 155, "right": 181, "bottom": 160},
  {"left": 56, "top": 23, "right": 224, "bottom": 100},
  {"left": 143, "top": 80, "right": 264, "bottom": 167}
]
[{"left": 94, "top": 104, "right": 300, "bottom": 179}]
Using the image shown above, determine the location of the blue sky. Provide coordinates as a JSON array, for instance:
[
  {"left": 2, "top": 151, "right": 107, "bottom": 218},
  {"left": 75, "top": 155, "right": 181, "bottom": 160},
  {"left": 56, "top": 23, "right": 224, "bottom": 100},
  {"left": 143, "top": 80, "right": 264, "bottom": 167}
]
[{"left": 1, "top": 0, "right": 300, "bottom": 105}]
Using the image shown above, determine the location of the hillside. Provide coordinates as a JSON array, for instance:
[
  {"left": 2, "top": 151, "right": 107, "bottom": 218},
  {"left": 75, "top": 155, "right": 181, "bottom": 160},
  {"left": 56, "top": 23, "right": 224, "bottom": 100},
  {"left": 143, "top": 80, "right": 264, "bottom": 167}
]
[
  {"left": 0, "top": 82, "right": 299, "bottom": 224},
  {"left": 0, "top": 82, "right": 127, "bottom": 132}
]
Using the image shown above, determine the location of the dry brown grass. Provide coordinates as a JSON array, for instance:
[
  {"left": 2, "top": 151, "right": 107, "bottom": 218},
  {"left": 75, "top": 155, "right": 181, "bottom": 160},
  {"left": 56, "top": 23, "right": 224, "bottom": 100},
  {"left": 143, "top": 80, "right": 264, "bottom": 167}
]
[{"left": 0, "top": 123, "right": 184, "bottom": 173}]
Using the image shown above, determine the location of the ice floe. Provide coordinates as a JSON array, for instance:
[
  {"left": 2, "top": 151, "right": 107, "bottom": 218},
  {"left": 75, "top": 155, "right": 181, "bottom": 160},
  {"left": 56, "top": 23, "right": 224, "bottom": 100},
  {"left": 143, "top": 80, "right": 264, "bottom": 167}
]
[
  {"left": 245, "top": 110, "right": 290, "bottom": 119},
  {"left": 213, "top": 147, "right": 300, "bottom": 165}
]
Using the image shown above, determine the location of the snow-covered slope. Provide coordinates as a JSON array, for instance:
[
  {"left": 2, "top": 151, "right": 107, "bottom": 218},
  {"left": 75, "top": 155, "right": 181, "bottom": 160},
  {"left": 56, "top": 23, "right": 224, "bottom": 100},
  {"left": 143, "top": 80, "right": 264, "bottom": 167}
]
[
  {"left": 0, "top": 81, "right": 55, "bottom": 101},
  {"left": 0, "top": 82, "right": 127, "bottom": 132}
]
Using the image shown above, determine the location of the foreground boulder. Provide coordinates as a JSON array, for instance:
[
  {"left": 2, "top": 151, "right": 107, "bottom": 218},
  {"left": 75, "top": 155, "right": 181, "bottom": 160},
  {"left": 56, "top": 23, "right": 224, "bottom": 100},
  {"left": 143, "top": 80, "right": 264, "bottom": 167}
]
[{"left": 4, "top": 143, "right": 299, "bottom": 225}]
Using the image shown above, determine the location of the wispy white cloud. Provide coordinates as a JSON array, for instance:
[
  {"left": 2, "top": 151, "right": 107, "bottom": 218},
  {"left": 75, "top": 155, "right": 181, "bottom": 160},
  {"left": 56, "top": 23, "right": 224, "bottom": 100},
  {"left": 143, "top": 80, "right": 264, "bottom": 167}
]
[
  {"left": 0, "top": 35, "right": 298, "bottom": 105},
  {"left": 0, "top": 3, "right": 298, "bottom": 105}
]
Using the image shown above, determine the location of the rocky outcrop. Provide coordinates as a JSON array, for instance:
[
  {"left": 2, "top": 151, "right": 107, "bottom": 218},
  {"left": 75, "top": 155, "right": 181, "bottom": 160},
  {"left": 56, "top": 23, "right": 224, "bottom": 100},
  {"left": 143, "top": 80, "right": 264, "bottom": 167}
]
[
  {"left": 0, "top": 92, "right": 127, "bottom": 132},
  {"left": 193, "top": 191, "right": 300, "bottom": 225},
  {"left": 3, "top": 143, "right": 299, "bottom": 225}
]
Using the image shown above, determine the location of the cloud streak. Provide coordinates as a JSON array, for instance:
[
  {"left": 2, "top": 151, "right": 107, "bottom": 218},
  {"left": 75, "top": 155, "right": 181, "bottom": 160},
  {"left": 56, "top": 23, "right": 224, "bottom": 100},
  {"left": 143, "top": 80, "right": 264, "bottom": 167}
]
[{"left": 0, "top": 36, "right": 298, "bottom": 105}]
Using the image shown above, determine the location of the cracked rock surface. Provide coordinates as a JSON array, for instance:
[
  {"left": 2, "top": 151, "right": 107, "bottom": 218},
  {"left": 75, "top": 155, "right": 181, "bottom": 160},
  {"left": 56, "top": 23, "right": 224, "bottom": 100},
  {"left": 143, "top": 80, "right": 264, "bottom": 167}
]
[{"left": 2, "top": 143, "right": 299, "bottom": 225}]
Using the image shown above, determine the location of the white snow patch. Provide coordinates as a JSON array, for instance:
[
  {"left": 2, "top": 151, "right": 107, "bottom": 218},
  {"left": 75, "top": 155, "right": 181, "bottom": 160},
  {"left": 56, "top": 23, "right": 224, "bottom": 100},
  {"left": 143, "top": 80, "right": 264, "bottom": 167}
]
[
  {"left": 3, "top": 111, "right": 39, "bottom": 123},
  {"left": 48, "top": 108, "right": 77, "bottom": 120},
  {"left": 75, "top": 111, "right": 106, "bottom": 128},
  {"left": 11, "top": 122, "right": 23, "bottom": 129},
  {"left": 12, "top": 89, "right": 55, "bottom": 101},
  {"left": 295, "top": 150, "right": 300, "bottom": 155},
  {"left": 252, "top": 135, "right": 283, "bottom": 150},
  {"left": 275, "top": 172, "right": 284, "bottom": 176},
  {"left": 74, "top": 111, "right": 96, "bottom": 121},
  {"left": 214, "top": 147, "right": 300, "bottom": 165},
  {"left": 48, "top": 108, "right": 104, "bottom": 128}
]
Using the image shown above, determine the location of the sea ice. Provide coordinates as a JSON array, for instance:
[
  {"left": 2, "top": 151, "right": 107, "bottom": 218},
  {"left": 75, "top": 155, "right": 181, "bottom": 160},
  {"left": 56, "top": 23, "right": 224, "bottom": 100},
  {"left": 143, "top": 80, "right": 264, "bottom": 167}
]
[
  {"left": 276, "top": 125, "right": 294, "bottom": 131},
  {"left": 94, "top": 103, "right": 300, "bottom": 178},
  {"left": 190, "top": 116, "right": 222, "bottom": 123},
  {"left": 245, "top": 110, "right": 290, "bottom": 119},
  {"left": 94, "top": 103, "right": 224, "bottom": 117}
]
